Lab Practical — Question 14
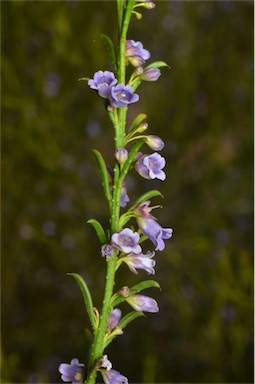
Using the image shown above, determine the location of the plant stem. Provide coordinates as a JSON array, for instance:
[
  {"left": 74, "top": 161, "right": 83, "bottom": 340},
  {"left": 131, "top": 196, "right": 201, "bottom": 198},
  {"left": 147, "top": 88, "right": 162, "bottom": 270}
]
[{"left": 85, "top": 2, "right": 135, "bottom": 383}]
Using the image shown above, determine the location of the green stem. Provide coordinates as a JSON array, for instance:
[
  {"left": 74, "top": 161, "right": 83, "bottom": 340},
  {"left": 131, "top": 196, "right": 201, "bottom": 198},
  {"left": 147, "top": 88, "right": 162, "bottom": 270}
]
[{"left": 85, "top": 2, "right": 135, "bottom": 383}]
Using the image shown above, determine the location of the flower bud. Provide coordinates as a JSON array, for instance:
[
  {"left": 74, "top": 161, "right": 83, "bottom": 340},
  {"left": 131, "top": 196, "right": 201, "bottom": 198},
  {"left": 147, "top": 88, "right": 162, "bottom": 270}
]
[
  {"left": 145, "top": 135, "right": 165, "bottom": 150},
  {"left": 115, "top": 148, "right": 128, "bottom": 165},
  {"left": 136, "top": 122, "right": 148, "bottom": 133},
  {"left": 119, "top": 286, "right": 130, "bottom": 297},
  {"left": 101, "top": 244, "right": 114, "bottom": 258},
  {"left": 141, "top": 67, "right": 161, "bottom": 82}
]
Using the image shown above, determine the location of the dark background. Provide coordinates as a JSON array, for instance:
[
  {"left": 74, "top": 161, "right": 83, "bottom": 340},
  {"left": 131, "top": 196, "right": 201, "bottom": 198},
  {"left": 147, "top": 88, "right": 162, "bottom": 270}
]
[{"left": 1, "top": 1, "right": 254, "bottom": 383}]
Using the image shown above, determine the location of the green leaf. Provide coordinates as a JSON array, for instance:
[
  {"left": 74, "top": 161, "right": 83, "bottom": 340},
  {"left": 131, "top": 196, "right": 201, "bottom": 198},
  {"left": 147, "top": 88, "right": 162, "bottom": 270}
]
[
  {"left": 112, "top": 279, "right": 161, "bottom": 307},
  {"left": 118, "top": 310, "right": 144, "bottom": 329},
  {"left": 133, "top": 190, "right": 163, "bottom": 207},
  {"left": 92, "top": 149, "right": 112, "bottom": 205},
  {"left": 128, "top": 113, "right": 147, "bottom": 134},
  {"left": 104, "top": 311, "right": 144, "bottom": 348},
  {"left": 145, "top": 60, "right": 170, "bottom": 69},
  {"left": 99, "top": 34, "right": 117, "bottom": 72},
  {"left": 78, "top": 77, "right": 90, "bottom": 82},
  {"left": 68, "top": 273, "right": 96, "bottom": 330},
  {"left": 87, "top": 219, "right": 107, "bottom": 244}
]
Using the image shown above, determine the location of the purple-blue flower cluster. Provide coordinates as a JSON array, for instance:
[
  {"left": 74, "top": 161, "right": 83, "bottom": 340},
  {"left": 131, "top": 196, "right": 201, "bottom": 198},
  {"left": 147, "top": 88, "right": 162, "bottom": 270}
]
[{"left": 88, "top": 70, "right": 139, "bottom": 108}]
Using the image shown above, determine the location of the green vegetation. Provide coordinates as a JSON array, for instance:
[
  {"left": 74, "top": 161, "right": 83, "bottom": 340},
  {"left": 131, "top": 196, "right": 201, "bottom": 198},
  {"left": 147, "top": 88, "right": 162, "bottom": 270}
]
[{"left": 1, "top": 1, "right": 253, "bottom": 383}]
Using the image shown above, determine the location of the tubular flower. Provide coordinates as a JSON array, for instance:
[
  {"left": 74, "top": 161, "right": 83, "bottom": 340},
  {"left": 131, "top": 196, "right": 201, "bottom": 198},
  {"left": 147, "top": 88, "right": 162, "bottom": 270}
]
[
  {"left": 135, "top": 152, "right": 166, "bottom": 181},
  {"left": 110, "top": 84, "right": 139, "bottom": 108},
  {"left": 140, "top": 67, "right": 161, "bottom": 81},
  {"left": 108, "top": 308, "right": 122, "bottom": 330},
  {"left": 126, "top": 294, "right": 159, "bottom": 313},
  {"left": 120, "top": 181, "right": 130, "bottom": 208},
  {"left": 126, "top": 40, "right": 150, "bottom": 67},
  {"left": 111, "top": 228, "right": 142, "bottom": 254},
  {"left": 135, "top": 201, "right": 173, "bottom": 251},
  {"left": 88, "top": 70, "right": 117, "bottom": 98},
  {"left": 58, "top": 358, "right": 84, "bottom": 384},
  {"left": 145, "top": 135, "right": 165, "bottom": 151},
  {"left": 122, "top": 251, "right": 156, "bottom": 275},
  {"left": 101, "top": 369, "right": 129, "bottom": 384}
]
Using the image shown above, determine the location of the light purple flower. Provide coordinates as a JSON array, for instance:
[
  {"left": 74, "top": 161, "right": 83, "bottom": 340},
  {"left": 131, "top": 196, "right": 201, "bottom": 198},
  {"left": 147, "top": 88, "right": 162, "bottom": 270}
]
[
  {"left": 108, "top": 308, "right": 122, "bottom": 330},
  {"left": 111, "top": 228, "right": 141, "bottom": 254},
  {"left": 58, "top": 358, "right": 84, "bottom": 384},
  {"left": 120, "top": 181, "right": 130, "bottom": 208},
  {"left": 122, "top": 251, "right": 156, "bottom": 275},
  {"left": 141, "top": 67, "right": 161, "bottom": 81},
  {"left": 88, "top": 70, "right": 117, "bottom": 98},
  {"left": 101, "top": 369, "right": 129, "bottom": 384},
  {"left": 100, "top": 355, "right": 112, "bottom": 371},
  {"left": 126, "top": 40, "right": 150, "bottom": 67},
  {"left": 110, "top": 84, "right": 139, "bottom": 108},
  {"left": 135, "top": 201, "right": 173, "bottom": 251},
  {"left": 126, "top": 294, "right": 159, "bottom": 313},
  {"left": 145, "top": 135, "right": 165, "bottom": 151},
  {"left": 135, "top": 152, "right": 166, "bottom": 181},
  {"left": 101, "top": 244, "right": 115, "bottom": 258}
]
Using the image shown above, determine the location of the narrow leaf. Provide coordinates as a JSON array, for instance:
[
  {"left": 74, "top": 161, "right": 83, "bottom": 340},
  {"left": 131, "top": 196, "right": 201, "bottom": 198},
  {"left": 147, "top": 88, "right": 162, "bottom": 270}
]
[
  {"left": 133, "top": 190, "right": 163, "bottom": 207},
  {"left": 112, "top": 279, "right": 161, "bottom": 307},
  {"left": 68, "top": 273, "right": 96, "bottom": 330},
  {"left": 92, "top": 149, "right": 112, "bottom": 204},
  {"left": 128, "top": 113, "right": 147, "bottom": 134},
  {"left": 145, "top": 61, "right": 170, "bottom": 69},
  {"left": 87, "top": 219, "right": 107, "bottom": 244},
  {"left": 99, "top": 34, "right": 117, "bottom": 72},
  {"left": 78, "top": 77, "right": 90, "bottom": 82}
]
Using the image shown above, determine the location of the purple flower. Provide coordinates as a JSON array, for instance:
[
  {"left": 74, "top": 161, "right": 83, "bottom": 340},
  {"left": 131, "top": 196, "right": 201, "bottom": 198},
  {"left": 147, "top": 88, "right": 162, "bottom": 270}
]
[
  {"left": 110, "top": 84, "right": 139, "bottom": 108},
  {"left": 122, "top": 251, "right": 156, "bottom": 275},
  {"left": 101, "top": 369, "right": 129, "bottom": 384},
  {"left": 58, "top": 358, "right": 84, "bottom": 384},
  {"left": 126, "top": 294, "right": 159, "bottom": 313},
  {"left": 135, "top": 201, "right": 173, "bottom": 251},
  {"left": 108, "top": 308, "right": 122, "bottom": 330},
  {"left": 100, "top": 355, "right": 112, "bottom": 371},
  {"left": 120, "top": 181, "right": 130, "bottom": 208},
  {"left": 126, "top": 40, "right": 150, "bottom": 67},
  {"left": 88, "top": 70, "right": 117, "bottom": 98},
  {"left": 111, "top": 228, "right": 142, "bottom": 254},
  {"left": 140, "top": 67, "right": 161, "bottom": 81},
  {"left": 145, "top": 135, "right": 165, "bottom": 151},
  {"left": 135, "top": 152, "right": 166, "bottom": 181},
  {"left": 101, "top": 244, "right": 115, "bottom": 258}
]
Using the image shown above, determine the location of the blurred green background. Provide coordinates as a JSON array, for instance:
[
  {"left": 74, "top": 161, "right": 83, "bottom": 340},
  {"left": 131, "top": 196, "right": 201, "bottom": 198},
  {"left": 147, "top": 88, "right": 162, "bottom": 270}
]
[{"left": 1, "top": 1, "right": 253, "bottom": 383}]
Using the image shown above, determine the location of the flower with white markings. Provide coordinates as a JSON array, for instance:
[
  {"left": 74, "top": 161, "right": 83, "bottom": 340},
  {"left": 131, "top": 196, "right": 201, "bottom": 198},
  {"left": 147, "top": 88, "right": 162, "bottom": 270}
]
[
  {"left": 111, "top": 228, "right": 142, "bottom": 254},
  {"left": 135, "top": 201, "right": 173, "bottom": 251},
  {"left": 88, "top": 70, "right": 117, "bottom": 98},
  {"left": 135, "top": 152, "right": 166, "bottom": 181},
  {"left": 122, "top": 251, "right": 156, "bottom": 275},
  {"left": 126, "top": 294, "right": 159, "bottom": 313},
  {"left": 110, "top": 84, "right": 139, "bottom": 108},
  {"left": 58, "top": 358, "right": 84, "bottom": 384}
]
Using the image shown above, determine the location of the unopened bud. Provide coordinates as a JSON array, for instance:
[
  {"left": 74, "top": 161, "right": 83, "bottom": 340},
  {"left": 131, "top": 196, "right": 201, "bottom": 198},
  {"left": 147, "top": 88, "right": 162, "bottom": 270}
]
[
  {"left": 119, "top": 286, "right": 130, "bottom": 297},
  {"left": 115, "top": 148, "right": 128, "bottom": 165},
  {"left": 145, "top": 135, "right": 165, "bottom": 151},
  {"left": 141, "top": 67, "right": 161, "bottom": 82},
  {"left": 137, "top": 122, "right": 148, "bottom": 133}
]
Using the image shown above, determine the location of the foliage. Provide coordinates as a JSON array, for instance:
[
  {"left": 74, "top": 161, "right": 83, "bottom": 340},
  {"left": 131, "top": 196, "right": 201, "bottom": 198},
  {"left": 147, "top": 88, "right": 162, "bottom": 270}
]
[{"left": 1, "top": 1, "right": 253, "bottom": 383}]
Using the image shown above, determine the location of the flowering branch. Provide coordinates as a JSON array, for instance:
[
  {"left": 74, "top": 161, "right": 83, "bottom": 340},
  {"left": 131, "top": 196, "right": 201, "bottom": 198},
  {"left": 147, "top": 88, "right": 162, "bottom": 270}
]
[{"left": 59, "top": 1, "right": 172, "bottom": 384}]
